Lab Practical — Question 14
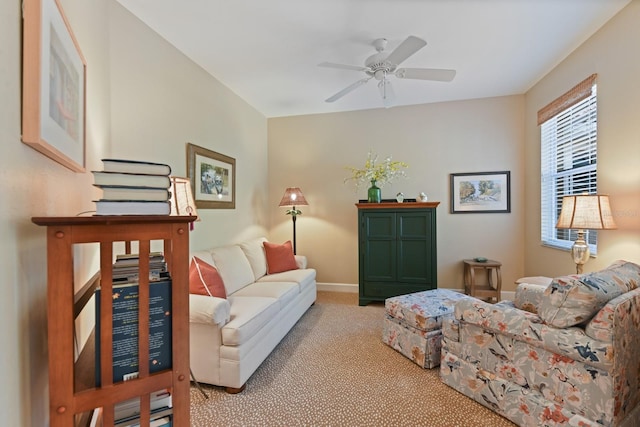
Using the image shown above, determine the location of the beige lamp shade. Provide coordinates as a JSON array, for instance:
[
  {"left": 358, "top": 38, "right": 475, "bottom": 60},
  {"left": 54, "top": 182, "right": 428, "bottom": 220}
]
[
  {"left": 278, "top": 187, "right": 308, "bottom": 207},
  {"left": 555, "top": 194, "right": 616, "bottom": 274},
  {"left": 555, "top": 195, "right": 617, "bottom": 230},
  {"left": 170, "top": 176, "right": 199, "bottom": 220}
]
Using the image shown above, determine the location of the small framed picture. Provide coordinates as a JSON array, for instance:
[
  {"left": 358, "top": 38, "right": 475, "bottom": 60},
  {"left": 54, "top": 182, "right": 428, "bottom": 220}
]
[
  {"left": 22, "top": 0, "right": 87, "bottom": 172},
  {"left": 450, "top": 171, "right": 511, "bottom": 214},
  {"left": 186, "top": 143, "right": 236, "bottom": 209}
]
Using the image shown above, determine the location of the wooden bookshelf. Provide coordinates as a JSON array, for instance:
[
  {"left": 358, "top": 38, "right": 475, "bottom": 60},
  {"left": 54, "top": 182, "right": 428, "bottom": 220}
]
[{"left": 32, "top": 216, "right": 196, "bottom": 427}]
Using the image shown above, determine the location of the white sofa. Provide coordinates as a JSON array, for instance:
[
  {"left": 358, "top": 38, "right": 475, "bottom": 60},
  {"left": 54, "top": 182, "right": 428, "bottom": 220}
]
[{"left": 188, "top": 237, "right": 317, "bottom": 392}]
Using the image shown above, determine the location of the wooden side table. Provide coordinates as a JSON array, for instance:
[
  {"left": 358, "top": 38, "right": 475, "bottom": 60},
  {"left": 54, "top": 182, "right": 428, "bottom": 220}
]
[{"left": 463, "top": 259, "right": 502, "bottom": 302}]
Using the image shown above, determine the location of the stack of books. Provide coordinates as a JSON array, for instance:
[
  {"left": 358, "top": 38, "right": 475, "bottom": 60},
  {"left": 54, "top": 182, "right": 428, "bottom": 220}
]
[
  {"left": 112, "top": 252, "right": 169, "bottom": 283},
  {"left": 113, "top": 389, "right": 173, "bottom": 426},
  {"left": 93, "top": 158, "right": 172, "bottom": 215},
  {"left": 90, "top": 397, "right": 172, "bottom": 427}
]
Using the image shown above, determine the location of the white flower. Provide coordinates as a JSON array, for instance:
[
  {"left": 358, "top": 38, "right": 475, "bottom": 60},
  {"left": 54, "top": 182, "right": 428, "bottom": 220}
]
[{"left": 345, "top": 151, "right": 409, "bottom": 188}]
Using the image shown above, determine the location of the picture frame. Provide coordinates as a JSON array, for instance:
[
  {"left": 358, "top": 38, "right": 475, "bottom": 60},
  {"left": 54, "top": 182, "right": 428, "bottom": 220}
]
[
  {"left": 450, "top": 171, "right": 511, "bottom": 214},
  {"left": 186, "top": 143, "right": 236, "bottom": 209},
  {"left": 22, "top": 0, "right": 87, "bottom": 172}
]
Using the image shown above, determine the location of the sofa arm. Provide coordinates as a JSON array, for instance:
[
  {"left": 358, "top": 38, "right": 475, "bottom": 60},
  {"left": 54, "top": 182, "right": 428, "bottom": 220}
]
[
  {"left": 455, "top": 297, "right": 613, "bottom": 370},
  {"left": 295, "top": 255, "right": 307, "bottom": 269},
  {"left": 189, "top": 294, "right": 231, "bottom": 327},
  {"left": 514, "top": 282, "right": 548, "bottom": 313}
]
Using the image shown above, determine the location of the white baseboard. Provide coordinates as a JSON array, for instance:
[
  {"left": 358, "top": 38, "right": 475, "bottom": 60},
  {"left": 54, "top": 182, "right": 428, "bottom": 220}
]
[
  {"left": 316, "top": 282, "right": 515, "bottom": 301},
  {"left": 317, "top": 282, "right": 358, "bottom": 293}
]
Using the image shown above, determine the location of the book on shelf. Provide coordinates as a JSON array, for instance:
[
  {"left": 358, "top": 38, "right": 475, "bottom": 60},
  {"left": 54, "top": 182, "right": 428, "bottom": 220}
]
[
  {"left": 94, "top": 200, "right": 171, "bottom": 216},
  {"left": 86, "top": 387, "right": 173, "bottom": 427},
  {"left": 102, "top": 158, "right": 172, "bottom": 176},
  {"left": 115, "top": 411, "right": 172, "bottom": 427},
  {"left": 113, "top": 269, "right": 170, "bottom": 283},
  {"left": 113, "top": 389, "right": 172, "bottom": 423},
  {"left": 115, "top": 252, "right": 166, "bottom": 263},
  {"left": 113, "top": 252, "right": 168, "bottom": 282},
  {"left": 95, "top": 185, "right": 171, "bottom": 202},
  {"left": 95, "top": 278, "right": 172, "bottom": 386},
  {"left": 114, "top": 253, "right": 166, "bottom": 269},
  {"left": 92, "top": 171, "right": 172, "bottom": 189}
]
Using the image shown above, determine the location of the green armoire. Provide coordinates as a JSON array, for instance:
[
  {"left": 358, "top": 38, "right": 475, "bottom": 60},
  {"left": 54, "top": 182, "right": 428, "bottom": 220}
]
[{"left": 357, "top": 202, "right": 439, "bottom": 306}]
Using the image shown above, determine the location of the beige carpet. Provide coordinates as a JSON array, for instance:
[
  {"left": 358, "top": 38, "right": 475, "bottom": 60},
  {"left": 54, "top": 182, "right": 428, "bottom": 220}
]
[{"left": 189, "top": 291, "right": 516, "bottom": 426}]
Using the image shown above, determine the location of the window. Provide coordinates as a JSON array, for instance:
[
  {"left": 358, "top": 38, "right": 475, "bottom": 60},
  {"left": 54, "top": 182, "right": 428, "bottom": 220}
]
[{"left": 539, "top": 74, "right": 598, "bottom": 253}]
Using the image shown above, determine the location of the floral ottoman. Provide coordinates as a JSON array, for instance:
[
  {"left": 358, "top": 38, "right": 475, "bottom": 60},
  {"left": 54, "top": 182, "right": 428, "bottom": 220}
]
[{"left": 382, "top": 289, "right": 470, "bottom": 368}]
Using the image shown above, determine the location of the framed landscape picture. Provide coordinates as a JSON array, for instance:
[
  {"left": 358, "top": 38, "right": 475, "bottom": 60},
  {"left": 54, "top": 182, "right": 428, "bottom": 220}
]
[
  {"left": 186, "top": 143, "right": 236, "bottom": 209},
  {"left": 22, "top": 0, "right": 87, "bottom": 172},
  {"left": 450, "top": 171, "right": 511, "bottom": 214}
]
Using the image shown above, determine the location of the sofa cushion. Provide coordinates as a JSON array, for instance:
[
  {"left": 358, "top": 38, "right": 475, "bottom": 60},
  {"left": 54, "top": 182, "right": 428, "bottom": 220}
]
[
  {"left": 190, "top": 250, "right": 215, "bottom": 266},
  {"left": 210, "top": 245, "right": 255, "bottom": 296},
  {"left": 239, "top": 237, "right": 268, "bottom": 280},
  {"left": 257, "top": 268, "right": 316, "bottom": 293},
  {"left": 264, "top": 241, "right": 298, "bottom": 274},
  {"left": 222, "top": 296, "right": 280, "bottom": 346},
  {"left": 189, "top": 257, "right": 227, "bottom": 298},
  {"left": 538, "top": 260, "right": 640, "bottom": 328},
  {"left": 232, "top": 281, "right": 299, "bottom": 310}
]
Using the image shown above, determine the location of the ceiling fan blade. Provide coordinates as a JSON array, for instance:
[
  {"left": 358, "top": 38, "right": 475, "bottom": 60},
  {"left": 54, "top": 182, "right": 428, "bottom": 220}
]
[
  {"left": 325, "top": 78, "right": 371, "bottom": 103},
  {"left": 377, "top": 78, "right": 395, "bottom": 108},
  {"left": 395, "top": 68, "right": 456, "bottom": 82},
  {"left": 318, "top": 62, "right": 368, "bottom": 72},
  {"left": 384, "top": 36, "right": 427, "bottom": 66}
]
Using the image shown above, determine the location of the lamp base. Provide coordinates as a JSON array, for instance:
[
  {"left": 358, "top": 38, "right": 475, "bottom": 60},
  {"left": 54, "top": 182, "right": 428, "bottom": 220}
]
[
  {"left": 571, "top": 231, "right": 590, "bottom": 274},
  {"left": 291, "top": 213, "right": 297, "bottom": 255}
]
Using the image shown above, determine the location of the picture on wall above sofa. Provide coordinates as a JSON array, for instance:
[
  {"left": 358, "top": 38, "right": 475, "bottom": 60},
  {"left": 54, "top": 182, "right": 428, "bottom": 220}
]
[{"left": 186, "top": 142, "right": 235, "bottom": 209}]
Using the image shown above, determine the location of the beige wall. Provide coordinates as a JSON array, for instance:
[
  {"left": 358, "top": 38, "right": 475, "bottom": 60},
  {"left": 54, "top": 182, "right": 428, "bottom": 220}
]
[
  {"left": 0, "top": 1, "right": 268, "bottom": 424},
  {"left": 524, "top": 1, "right": 640, "bottom": 277},
  {"left": 108, "top": 3, "right": 269, "bottom": 249},
  {"left": 268, "top": 96, "right": 526, "bottom": 291},
  {"left": 2, "top": 0, "right": 638, "bottom": 424},
  {"left": 1, "top": 0, "right": 112, "bottom": 424}
]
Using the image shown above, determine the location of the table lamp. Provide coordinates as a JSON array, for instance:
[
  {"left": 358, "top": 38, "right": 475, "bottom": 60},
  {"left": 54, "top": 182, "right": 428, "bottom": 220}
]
[
  {"left": 278, "top": 187, "right": 308, "bottom": 254},
  {"left": 555, "top": 194, "right": 617, "bottom": 274},
  {"left": 169, "top": 176, "right": 199, "bottom": 230}
]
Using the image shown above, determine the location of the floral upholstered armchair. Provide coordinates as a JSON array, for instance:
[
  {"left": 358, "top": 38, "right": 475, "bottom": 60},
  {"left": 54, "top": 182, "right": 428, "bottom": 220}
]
[{"left": 440, "top": 260, "right": 640, "bottom": 427}]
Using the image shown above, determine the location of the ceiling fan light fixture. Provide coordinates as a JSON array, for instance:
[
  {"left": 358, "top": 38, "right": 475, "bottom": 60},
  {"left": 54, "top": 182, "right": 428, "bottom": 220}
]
[
  {"left": 373, "top": 69, "right": 386, "bottom": 80},
  {"left": 319, "top": 35, "right": 455, "bottom": 104}
]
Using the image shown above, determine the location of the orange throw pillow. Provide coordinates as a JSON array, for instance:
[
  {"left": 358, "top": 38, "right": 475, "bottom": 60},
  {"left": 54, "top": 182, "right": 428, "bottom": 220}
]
[
  {"left": 189, "top": 257, "right": 226, "bottom": 298},
  {"left": 264, "top": 241, "right": 299, "bottom": 274}
]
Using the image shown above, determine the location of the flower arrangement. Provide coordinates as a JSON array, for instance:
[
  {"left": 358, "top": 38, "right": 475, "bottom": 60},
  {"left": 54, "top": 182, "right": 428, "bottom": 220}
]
[{"left": 345, "top": 151, "right": 409, "bottom": 188}]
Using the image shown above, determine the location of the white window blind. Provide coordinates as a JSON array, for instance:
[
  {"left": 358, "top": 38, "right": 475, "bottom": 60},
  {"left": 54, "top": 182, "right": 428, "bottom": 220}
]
[{"left": 540, "top": 76, "right": 598, "bottom": 253}]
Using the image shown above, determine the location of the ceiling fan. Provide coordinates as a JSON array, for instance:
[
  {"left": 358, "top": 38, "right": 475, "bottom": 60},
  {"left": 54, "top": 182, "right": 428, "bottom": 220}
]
[{"left": 319, "top": 36, "right": 456, "bottom": 107}]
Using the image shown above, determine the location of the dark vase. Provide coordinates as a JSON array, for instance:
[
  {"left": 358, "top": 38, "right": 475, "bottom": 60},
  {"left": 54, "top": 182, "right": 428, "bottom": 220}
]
[{"left": 368, "top": 180, "right": 381, "bottom": 203}]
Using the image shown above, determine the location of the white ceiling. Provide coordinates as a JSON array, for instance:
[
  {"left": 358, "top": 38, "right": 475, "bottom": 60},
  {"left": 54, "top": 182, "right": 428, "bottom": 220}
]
[{"left": 116, "top": 0, "right": 630, "bottom": 118}]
